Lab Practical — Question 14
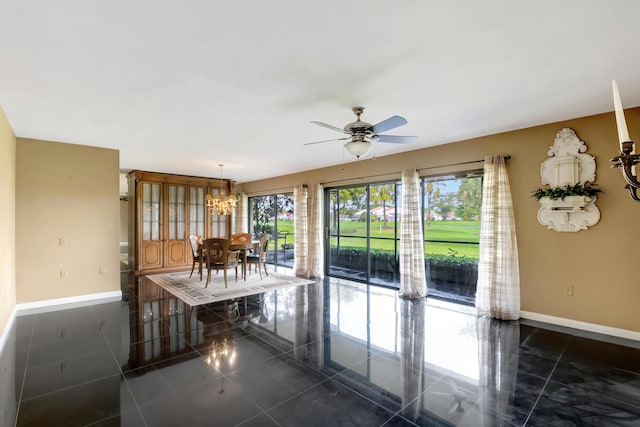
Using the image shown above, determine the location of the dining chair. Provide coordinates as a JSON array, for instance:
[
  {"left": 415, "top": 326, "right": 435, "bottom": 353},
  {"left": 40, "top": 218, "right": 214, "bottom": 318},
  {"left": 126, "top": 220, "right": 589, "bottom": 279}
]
[
  {"left": 246, "top": 234, "right": 270, "bottom": 279},
  {"left": 188, "top": 234, "right": 204, "bottom": 279},
  {"left": 231, "top": 232, "right": 254, "bottom": 276},
  {"left": 202, "top": 238, "right": 241, "bottom": 288}
]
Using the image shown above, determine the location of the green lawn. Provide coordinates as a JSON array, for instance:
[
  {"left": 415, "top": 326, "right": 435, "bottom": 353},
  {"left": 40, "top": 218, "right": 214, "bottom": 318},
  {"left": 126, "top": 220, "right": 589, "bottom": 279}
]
[
  {"left": 262, "top": 219, "right": 480, "bottom": 259},
  {"left": 332, "top": 219, "right": 479, "bottom": 241},
  {"left": 423, "top": 220, "right": 480, "bottom": 243},
  {"left": 330, "top": 237, "right": 478, "bottom": 258}
]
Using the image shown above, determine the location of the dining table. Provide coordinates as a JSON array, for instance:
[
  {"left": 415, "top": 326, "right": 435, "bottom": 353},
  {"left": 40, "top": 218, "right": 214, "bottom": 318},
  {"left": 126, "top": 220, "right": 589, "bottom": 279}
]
[
  {"left": 230, "top": 240, "right": 259, "bottom": 281},
  {"left": 198, "top": 239, "right": 259, "bottom": 281}
]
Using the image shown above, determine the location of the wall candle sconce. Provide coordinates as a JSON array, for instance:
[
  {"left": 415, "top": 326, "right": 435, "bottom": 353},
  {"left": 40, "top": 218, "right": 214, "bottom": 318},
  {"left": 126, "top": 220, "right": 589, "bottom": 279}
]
[{"left": 611, "top": 80, "right": 640, "bottom": 202}]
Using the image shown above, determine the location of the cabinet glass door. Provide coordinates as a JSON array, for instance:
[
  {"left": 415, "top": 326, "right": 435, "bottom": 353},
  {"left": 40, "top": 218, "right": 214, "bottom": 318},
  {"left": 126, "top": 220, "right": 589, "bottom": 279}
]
[
  {"left": 141, "top": 182, "right": 162, "bottom": 269},
  {"left": 165, "top": 185, "right": 187, "bottom": 267},
  {"left": 189, "top": 187, "right": 205, "bottom": 237}
]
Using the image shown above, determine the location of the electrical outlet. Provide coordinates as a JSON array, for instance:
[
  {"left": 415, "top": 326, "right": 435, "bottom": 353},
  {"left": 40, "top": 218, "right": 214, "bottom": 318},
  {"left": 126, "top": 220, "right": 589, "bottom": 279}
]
[
  {"left": 564, "top": 284, "right": 574, "bottom": 296},
  {"left": 59, "top": 270, "right": 68, "bottom": 279},
  {"left": 99, "top": 266, "right": 105, "bottom": 275}
]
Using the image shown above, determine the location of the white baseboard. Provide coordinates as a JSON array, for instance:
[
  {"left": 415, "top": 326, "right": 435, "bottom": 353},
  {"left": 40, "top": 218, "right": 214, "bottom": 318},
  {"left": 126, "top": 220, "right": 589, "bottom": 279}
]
[
  {"left": 0, "top": 306, "right": 17, "bottom": 356},
  {"left": 520, "top": 310, "right": 640, "bottom": 344},
  {"left": 1, "top": 291, "right": 121, "bottom": 354},
  {"left": 16, "top": 290, "right": 122, "bottom": 316}
]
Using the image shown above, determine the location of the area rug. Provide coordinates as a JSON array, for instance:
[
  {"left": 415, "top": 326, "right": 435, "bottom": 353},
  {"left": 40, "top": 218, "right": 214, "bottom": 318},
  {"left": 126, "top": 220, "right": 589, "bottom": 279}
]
[{"left": 145, "top": 270, "right": 314, "bottom": 306}]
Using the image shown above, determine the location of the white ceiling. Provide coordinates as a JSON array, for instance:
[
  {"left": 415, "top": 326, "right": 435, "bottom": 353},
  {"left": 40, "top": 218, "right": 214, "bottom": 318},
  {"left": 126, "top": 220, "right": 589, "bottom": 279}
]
[{"left": 2, "top": 1, "right": 640, "bottom": 183}]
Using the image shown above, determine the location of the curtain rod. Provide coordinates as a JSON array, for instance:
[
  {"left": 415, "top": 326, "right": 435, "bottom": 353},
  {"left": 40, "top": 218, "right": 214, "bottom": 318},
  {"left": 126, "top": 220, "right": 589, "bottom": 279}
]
[
  {"left": 243, "top": 184, "right": 306, "bottom": 196},
  {"left": 320, "top": 154, "right": 510, "bottom": 185},
  {"left": 417, "top": 154, "right": 510, "bottom": 172}
]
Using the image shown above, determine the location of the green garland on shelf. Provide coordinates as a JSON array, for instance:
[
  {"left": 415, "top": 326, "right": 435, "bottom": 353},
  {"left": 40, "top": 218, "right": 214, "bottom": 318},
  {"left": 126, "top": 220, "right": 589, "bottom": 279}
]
[{"left": 532, "top": 183, "right": 601, "bottom": 201}]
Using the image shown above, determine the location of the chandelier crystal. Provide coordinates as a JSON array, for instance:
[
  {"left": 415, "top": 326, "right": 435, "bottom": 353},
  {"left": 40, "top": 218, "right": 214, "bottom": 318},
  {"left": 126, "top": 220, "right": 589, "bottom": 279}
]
[{"left": 205, "top": 163, "right": 238, "bottom": 215}]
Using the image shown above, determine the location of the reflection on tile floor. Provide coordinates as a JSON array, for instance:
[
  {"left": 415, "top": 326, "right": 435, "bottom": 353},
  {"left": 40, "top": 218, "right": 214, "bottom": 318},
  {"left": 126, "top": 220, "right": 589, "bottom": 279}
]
[{"left": 3, "top": 272, "right": 640, "bottom": 426}]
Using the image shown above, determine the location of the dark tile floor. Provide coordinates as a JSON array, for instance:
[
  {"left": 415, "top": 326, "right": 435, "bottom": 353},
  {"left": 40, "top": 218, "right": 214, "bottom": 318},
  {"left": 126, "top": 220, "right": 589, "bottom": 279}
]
[{"left": 3, "top": 273, "right": 640, "bottom": 426}]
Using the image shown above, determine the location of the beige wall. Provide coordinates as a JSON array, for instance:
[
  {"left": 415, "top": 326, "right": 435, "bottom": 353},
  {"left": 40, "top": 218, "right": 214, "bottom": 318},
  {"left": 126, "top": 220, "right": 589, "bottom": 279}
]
[
  {"left": 16, "top": 138, "right": 120, "bottom": 303},
  {"left": 0, "top": 107, "right": 16, "bottom": 335},
  {"left": 240, "top": 110, "right": 640, "bottom": 333}
]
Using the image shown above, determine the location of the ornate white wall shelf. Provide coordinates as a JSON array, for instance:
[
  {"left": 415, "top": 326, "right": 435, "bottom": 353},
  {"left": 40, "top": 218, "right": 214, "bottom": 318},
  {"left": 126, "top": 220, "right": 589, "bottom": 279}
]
[{"left": 536, "top": 128, "right": 600, "bottom": 232}]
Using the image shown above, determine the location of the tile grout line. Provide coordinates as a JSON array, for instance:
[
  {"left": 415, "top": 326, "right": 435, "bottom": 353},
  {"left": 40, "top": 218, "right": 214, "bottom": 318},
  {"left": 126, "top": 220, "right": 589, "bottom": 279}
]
[
  {"left": 98, "top": 305, "right": 150, "bottom": 427},
  {"left": 379, "top": 371, "right": 447, "bottom": 427},
  {"left": 226, "top": 370, "right": 283, "bottom": 427},
  {"left": 13, "top": 318, "right": 35, "bottom": 427},
  {"left": 522, "top": 343, "right": 568, "bottom": 426}
]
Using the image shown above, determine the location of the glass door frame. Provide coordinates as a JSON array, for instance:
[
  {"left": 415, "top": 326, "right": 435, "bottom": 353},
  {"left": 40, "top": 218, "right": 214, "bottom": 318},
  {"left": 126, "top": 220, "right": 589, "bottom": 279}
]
[
  {"left": 248, "top": 193, "right": 294, "bottom": 268},
  {"left": 324, "top": 181, "right": 401, "bottom": 287}
]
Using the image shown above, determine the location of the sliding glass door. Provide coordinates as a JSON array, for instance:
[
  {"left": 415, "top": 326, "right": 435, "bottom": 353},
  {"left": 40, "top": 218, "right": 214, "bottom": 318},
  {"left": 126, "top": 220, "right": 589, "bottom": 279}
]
[
  {"left": 326, "top": 182, "right": 400, "bottom": 286},
  {"left": 325, "top": 172, "right": 482, "bottom": 304},
  {"left": 423, "top": 174, "right": 482, "bottom": 304},
  {"left": 248, "top": 194, "right": 294, "bottom": 268}
]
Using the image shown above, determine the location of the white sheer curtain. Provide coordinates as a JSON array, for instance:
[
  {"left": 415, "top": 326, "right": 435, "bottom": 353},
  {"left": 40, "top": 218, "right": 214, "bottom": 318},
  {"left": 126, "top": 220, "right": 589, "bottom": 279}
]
[
  {"left": 400, "top": 168, "right": 426, "bottom": 298},
  {"left": 293, "top": 184, "right": 308, "bottom": 277},
  {"left": 234, "top": 192, "right": 248, "bottom": 234},
  {"left": 305, "top": 183, "right": 324, "bottom": 279},
  {"left": 475, "top": 155, "right": 520, "bottom": 320}
]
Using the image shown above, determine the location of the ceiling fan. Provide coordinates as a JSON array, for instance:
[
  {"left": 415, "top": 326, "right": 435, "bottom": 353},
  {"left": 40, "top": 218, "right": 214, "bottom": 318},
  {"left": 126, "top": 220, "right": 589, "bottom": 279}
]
[{"left": 305, "top": 106, "right": 417, "bottom": 158}]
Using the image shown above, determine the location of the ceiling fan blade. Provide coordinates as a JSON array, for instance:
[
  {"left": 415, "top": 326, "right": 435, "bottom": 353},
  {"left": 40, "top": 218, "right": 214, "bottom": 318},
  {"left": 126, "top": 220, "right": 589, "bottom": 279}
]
[
  {"left": 371, "top": 115, "right": 407, "bottom": 134},
  {"left": 303, "top": 137, "right": 350, "bottom": 146},
  {"left": 311, "top": 121, "right": 349, "bottom": 134},
  {"left": 375, "top": 135, "right": 417, "bottom": 144}
]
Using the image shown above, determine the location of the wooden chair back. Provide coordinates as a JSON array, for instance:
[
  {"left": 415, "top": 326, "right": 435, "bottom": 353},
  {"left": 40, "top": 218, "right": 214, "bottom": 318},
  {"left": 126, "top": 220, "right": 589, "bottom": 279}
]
[
  {"left": 202, "top": 238, "right": 229, "bottom": 264},
  {"left": 188, "top": 234, "right": 204, "bottom": 279},
  {"left": 257, "top": 234, "right": 269, "bottom": 260},
  {"left": 189, "top": 234, "right": 202, "bottom": 257},
  {"left": 247, "top": 234, "right": 270, "bottom": 279},
  {"left": 202, "top": 238, "right": 240, "bottom": 288}
]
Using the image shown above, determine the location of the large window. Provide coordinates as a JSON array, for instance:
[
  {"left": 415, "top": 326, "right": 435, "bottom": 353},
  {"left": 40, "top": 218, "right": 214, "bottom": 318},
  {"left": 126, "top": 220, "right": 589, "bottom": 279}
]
[
  {"left": 325, "top": 171, "right": 482, "bottom": 304},
  {"left": 423, "top": 173, "right": 482, "bottom": 304},
  {"left": 248, "top": 194, "right": 294, "bottom": 268}
]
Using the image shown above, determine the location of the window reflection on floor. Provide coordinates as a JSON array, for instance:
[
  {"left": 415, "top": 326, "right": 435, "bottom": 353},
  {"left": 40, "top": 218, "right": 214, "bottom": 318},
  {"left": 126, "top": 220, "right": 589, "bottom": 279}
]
[{"left": 329, "top": 280, "right": 479, "bottom": 382}]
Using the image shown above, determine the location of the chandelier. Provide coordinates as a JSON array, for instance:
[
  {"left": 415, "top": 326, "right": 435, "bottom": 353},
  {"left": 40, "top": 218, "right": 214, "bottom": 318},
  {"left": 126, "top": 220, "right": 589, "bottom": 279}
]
[{"left": 205, "top": 163, "right": 238, "bottom": 215}]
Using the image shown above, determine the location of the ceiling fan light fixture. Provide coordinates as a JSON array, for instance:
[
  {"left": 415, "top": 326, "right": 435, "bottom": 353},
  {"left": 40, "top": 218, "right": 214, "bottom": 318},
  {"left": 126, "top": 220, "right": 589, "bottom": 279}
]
[
  {"left": 308, "top": 106, "right": 415, "bottom": 158},
  {"left": 344, "top": 141, "right": 372, "bottom": 159}
]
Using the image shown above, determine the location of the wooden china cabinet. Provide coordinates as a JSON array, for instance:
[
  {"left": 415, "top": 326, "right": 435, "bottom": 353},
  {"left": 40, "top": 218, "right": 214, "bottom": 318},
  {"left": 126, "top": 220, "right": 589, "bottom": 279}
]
[{"left": 127, "top": 170, "right": 232, "bottom": 275}]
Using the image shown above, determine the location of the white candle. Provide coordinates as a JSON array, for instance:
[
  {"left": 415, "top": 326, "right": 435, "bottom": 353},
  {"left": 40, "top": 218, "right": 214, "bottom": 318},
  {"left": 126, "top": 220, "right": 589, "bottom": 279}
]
[{"left": 612, "top": 80, "right": 631, "bottom": 148}]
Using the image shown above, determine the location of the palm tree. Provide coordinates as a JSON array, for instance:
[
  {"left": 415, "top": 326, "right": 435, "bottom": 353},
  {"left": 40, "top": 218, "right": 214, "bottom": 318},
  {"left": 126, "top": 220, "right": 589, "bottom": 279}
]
[
  {"left": 424, "top": 182, "right": 441, "bottom": 230},
  {"left": 456, "top": 177, "right": 482, "bottom": 220},
  {"left": 329, "top": 187, "right": 367, "bottom": 232},
  {"left": 370, "top": 184, "right": 394, "bottom": 228}
]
